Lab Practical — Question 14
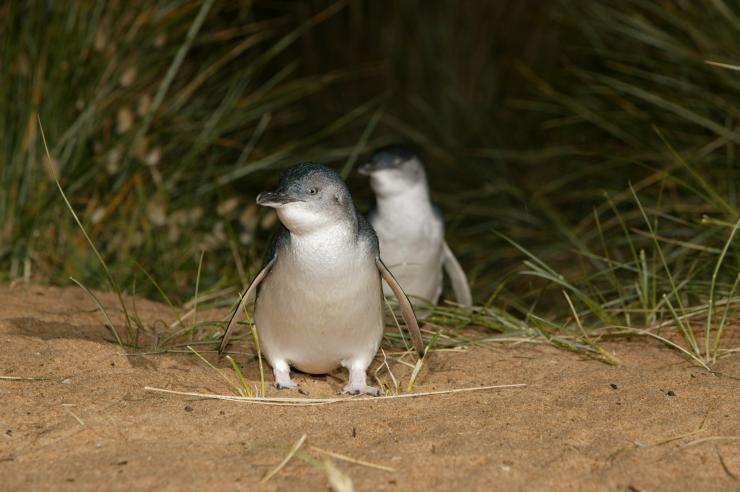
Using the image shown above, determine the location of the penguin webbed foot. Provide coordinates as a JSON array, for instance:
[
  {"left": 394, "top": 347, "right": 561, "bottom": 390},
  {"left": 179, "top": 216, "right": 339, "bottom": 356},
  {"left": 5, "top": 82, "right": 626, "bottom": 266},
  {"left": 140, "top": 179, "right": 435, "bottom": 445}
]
[
  {"left": 342, "top": 362, "right": 379, "bottom": 396},
  {"left": 272, "top": 360, "right": 298, "bottom": 390},
  {"left": 342, "top": 383, "right": 381, "bottom": 397},
  {"left": 274, "top": 381, "right": 298, "bottom": 390}
]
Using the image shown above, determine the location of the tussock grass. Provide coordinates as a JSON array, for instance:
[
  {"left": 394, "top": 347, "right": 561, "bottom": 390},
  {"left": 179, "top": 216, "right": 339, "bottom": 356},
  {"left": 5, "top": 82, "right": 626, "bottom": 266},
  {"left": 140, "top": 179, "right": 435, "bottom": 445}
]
[
  {"left": 511, "top": 0, "right": 740, "bottom": 365},
  {"left": 1, "top": 0, "right": 360, "bottom": 297}
]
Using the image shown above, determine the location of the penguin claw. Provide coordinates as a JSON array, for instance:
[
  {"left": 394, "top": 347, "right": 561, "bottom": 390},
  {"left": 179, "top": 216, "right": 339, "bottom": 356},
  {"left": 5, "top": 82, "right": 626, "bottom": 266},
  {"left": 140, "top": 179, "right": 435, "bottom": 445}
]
[
  {"left": 274, "top": 381, "right": 298, "bottom": 390},
  {"left": 342, "top": 384, "right": 380, "bottom": 396}
]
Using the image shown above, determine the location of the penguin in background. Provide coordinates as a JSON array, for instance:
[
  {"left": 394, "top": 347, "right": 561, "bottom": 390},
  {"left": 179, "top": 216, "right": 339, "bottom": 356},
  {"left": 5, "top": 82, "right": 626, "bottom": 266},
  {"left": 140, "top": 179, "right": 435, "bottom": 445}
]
[
  {"left": 359, "top": 144, "right": 473, "bottom": 318},
  {"left": 219, "top": 162, "right": 423, "bottom": 396}
]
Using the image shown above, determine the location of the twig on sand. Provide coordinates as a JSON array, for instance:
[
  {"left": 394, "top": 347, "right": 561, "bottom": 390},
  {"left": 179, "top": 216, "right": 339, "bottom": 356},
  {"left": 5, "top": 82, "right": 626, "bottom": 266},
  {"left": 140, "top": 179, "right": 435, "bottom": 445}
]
[
  {"left": 634, "top": 412, "right": 708, "bottom": 448},
  {"left": 62, "top": 405, "right": 85, "bottom": 426},
  {"left": 634, "top": 428, "right": 706, "bottom": 448},
  {"left": 716, "top": 446, "right": 739, "bottom": 481},
  {"left": 0, "top": 375, "right": 53, "bottom": 381},
  {"left": 261, "top": 434, "right": 307, "bottom": 483},
  {"left": 682, "top": 436, "right": 740, "bottom": 448},
  {"left": 144, "top": 383, "right": 527, "bottom": 406},
  {"left": 310, "top": 446, "right": 395, "bottom": 472}
]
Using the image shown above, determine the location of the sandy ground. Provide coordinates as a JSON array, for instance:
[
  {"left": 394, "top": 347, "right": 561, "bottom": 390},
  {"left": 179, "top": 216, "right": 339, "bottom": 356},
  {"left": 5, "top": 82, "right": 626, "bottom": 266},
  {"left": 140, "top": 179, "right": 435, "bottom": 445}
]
[{"left": 1, "top": 283, "right": 739, "bottom": 491}]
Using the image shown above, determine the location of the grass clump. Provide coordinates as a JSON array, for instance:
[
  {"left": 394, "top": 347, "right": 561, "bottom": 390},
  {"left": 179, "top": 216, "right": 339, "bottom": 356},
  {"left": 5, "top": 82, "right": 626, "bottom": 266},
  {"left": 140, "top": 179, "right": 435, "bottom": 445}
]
[
  {"left": 0, "top": 0, "right": 362, "bottom": 298},
  {"left": 509, "top": 0, "right": 740, "bottom": 364}
]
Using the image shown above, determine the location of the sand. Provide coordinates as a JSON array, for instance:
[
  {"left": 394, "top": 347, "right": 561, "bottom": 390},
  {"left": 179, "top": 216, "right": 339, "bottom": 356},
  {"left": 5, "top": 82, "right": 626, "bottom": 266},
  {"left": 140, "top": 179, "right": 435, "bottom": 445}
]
[{"left": 1, "top": 284, "right": 739, "bottom": 491}]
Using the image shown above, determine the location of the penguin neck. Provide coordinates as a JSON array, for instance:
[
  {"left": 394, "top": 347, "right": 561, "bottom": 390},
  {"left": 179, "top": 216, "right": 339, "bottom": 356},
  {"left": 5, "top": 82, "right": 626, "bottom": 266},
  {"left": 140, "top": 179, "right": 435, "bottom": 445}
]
[
  {"left": 375, "top": 182, "right": 435, "bottom": 225},
  {"left": 288, "top": 213, "right": 358, "bottom": 262}
]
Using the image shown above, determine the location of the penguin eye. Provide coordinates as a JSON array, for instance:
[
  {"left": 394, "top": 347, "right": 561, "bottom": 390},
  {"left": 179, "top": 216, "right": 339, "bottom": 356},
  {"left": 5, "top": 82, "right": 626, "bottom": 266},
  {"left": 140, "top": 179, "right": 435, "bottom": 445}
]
[{"left": 307, "top": 187, "right": 318, "bottom": 195}]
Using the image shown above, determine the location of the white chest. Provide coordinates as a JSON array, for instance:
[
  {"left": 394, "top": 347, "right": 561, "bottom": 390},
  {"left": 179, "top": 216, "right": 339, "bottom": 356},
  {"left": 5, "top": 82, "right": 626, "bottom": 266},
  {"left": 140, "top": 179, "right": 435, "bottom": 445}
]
[
  {"left": 371, "top": 194, "right": 445, "bottom": 304},
  {"left": 254, "top": 229, "right": 384, "bottom": 373}
]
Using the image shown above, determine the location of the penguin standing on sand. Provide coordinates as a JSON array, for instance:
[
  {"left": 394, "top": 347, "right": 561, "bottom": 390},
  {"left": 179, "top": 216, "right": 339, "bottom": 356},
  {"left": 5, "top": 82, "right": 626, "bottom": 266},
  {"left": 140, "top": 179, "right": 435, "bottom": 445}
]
[
  {"left": 219, "top": 163, "right": 423, "bottom": 395},
  {"left": 359, "top": 144, "right": 472, "bottom": 318}
]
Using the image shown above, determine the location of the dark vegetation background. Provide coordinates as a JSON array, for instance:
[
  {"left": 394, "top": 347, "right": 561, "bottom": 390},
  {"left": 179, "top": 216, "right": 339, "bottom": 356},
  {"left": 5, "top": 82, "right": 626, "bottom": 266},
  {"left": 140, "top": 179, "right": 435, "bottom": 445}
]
[{"left": 1, "top": 0, "right": 738, "bottom": 361}]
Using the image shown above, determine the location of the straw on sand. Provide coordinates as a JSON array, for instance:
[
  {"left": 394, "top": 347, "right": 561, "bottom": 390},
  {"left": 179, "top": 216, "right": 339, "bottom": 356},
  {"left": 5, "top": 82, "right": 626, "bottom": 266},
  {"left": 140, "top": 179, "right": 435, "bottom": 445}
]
[
  {"left": 144, "top": 383, "right": 526, "bottom": 407},
  {"left": 0, "top": 375, "right": 53, "bottom": 381},
  {"left": 309, "top": 446, "right": 395, "bottom": 472},
  {"left": 261, "top": 434, "right": 307, "bottom": 483}
]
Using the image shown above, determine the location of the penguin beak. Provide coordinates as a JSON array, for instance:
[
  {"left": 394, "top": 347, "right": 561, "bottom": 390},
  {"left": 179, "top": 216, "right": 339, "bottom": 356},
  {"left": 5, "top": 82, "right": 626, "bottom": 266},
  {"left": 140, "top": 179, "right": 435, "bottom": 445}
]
[
  {"left": 357, "top": 162, "right": 376, "bottom": 176},
  {"left": 256, "top": 191, "right": 302, "bottom": 207}
]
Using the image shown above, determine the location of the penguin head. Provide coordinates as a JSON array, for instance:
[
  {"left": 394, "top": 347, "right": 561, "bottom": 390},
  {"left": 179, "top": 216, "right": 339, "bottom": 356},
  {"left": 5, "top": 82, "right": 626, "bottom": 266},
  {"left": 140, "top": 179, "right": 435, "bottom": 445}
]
[
  {"left": 257, "top": 163, "right": 354, "bottom": 234},
  {"left": 358, "top": 144, "right": 426, "bottom": 197}
]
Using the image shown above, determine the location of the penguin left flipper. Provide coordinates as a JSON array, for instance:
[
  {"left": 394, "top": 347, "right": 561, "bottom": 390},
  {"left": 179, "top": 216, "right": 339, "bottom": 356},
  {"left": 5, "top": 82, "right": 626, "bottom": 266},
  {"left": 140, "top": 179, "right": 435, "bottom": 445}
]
[
  {"left": 218, "top": 255, "right": 277, "bottom": 355},
  {"left": 376, "top": 257, "right": 426, "bottom": 356},
  {"left": 442, "top": 241, "right": 473, "bottom": 307}
]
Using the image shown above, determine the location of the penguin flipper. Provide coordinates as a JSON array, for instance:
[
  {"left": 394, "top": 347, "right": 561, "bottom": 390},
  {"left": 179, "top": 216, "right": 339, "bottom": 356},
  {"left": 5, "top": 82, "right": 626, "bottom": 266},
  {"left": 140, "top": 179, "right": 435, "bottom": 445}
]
[
  {"left": 375, "top": 257, "right": 425, "bottom": 356},
  {"left": 218, "top": 255, "right": 277, "bottom": 355},
  {"left": 442, "top": 241, "right": 472, "bottom": 307}
]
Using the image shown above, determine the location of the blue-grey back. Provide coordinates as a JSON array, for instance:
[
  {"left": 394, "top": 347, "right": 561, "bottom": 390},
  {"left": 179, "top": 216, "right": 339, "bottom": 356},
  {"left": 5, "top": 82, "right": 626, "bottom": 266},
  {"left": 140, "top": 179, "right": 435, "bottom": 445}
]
[{"left": 357, "top": 212, "right": 380, "bottom": 257}]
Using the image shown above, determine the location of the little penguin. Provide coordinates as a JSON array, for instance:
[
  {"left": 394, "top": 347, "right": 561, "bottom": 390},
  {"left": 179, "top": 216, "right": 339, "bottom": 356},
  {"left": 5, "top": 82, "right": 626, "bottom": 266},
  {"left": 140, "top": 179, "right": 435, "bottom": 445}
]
[
  {"left": 358, "top": 144, "right": 473, "bottom": 317},
  {"left": 218, "top": 162, "right": 424, "bottom": 395}
]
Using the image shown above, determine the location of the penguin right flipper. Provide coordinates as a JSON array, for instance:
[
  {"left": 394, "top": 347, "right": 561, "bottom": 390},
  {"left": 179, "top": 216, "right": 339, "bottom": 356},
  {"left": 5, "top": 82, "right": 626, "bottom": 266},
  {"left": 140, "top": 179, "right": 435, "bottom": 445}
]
[
  {"left": 218, "top": 255, "right": 277, "bottom": 355},
  {"left": 442, "top": 241, "right": 472, "bottom": 307},
  {"left": 376, "top": 257, "right": 425, "bottom": 356}
]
